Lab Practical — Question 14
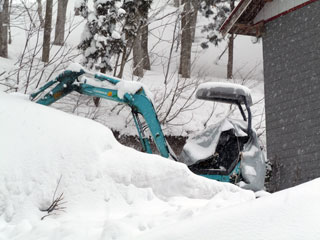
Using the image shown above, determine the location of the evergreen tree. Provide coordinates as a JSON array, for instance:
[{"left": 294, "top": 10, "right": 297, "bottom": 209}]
[
  {"left": 200, "top": 0, "right": 236, "bottom": 48},
  {"left": 122, "top": 0, "right": 152, "bottom": 38},
  {"left": 200, "top": 0, "right": 238, "bottom": 79},
  {"left": 75, "top": 0, "right": 126, "bottom": 73},
  {"left": 75, "top": 0, "right": 152, "bottom": 76},
  {"left": 121, "top": 0, "right": 152, "bottom": 77}
]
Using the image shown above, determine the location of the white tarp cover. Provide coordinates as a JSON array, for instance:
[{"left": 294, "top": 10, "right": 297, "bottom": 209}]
[{"left": 180, "top": 119, "right": 266, "bottom": 191}]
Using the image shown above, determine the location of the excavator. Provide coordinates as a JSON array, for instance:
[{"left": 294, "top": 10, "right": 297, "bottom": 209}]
[{"left": 30, "top": 64, "right": 265, "bottom": 190}]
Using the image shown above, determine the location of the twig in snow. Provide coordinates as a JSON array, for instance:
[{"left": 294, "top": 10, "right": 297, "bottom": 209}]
[{"left": 40, "top": 175, "right": 66, "bottom": 220}]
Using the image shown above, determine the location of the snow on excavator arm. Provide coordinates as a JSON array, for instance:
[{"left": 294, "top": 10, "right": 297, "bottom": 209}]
[{"left": 30, "top": 67, "right": 176, "bottom": 160}]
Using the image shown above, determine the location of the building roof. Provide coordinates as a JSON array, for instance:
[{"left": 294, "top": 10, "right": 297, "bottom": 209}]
[
  {"left": 220, "top": 0, "right": 318, "bottom": 37},
  {"left": 220, "top": 0, "right": 267, "bottom": 37}
]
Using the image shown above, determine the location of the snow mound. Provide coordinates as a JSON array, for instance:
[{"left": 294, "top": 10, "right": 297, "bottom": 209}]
[
  {"left": 0, "top": 92, "right": 254, "bottom": 239},
  {"left": 138, "top": 179, "right": 320, "bottom": 240}
]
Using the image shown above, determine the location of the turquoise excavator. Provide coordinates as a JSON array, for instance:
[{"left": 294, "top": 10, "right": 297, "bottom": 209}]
[{"left": 30, "top": 65, "right": 266, "bottom": 190}]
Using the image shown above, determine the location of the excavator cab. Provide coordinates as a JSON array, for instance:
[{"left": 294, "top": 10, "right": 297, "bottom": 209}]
[{"left": 179, "top": 82, "right": 264, "bottom": 186}]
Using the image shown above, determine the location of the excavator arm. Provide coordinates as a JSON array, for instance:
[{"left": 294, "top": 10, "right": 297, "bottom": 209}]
[{"left": 30, "top": 68, "right": 176, "bottom": 160}]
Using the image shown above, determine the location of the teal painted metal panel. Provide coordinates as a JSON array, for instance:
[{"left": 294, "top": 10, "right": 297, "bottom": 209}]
[{"left": 200, "top": 162, "right": 241, "bottom": 183}]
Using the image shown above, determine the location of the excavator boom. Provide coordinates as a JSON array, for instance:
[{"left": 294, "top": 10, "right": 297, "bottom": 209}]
[{"left": 30, "top": 67, "right": 175, "bottom": 160}]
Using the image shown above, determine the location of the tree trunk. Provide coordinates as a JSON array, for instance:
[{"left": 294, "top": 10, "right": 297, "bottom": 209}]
[
  {"left": 117, "top": 46, "right": 127, "bottom": 78},
  {"left": 173, "top": 0, "right": 180, "bottom": 7},
  {"left": 227, "top": 33, "right": 234, "bottom": 79},
  {"left": 227, "top": 0, "right": 235, "bottom": 79},
  {"left": 53, "top": 0, "right": 68, "bottom": 45},
  {"left": 133, "top": 28, "right": 144, "bottom": 77},
  {"left": 141, "top": 11, "right": 150, "bottom": 70},
  {"left": 0, "top": 0, "right": 9, "bottom": 58},
  {"left": 190, "top": 0, "right": 198, "bottom": 42},
  {"left": 117, "top": 32, "right": 133, "bottom": 78},
  {"left": 179, "top": 0, "right": 192, "bottom": 78},
  {"left": 36, "top": 0, "right": 45, "bottom": 28},
  {"left": 42, "top": 0, "right": 53, "bottom": 63},
  {"left": 93, "top": 67, "right": 107, "bottom": 107},
  {"left": 8, "top": 0, "right": 12, "bottom": 44}
]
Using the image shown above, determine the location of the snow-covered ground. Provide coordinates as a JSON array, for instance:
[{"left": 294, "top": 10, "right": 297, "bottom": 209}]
[{"left": 1, "top": 92, "right": 320, "bottom": 240}]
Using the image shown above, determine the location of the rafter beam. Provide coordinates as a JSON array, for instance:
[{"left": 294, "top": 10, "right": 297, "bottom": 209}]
[
  {"left": 233, "top": 22, "right": 264, "bottom": 37},
  {"left": 221, "top": 0, "right": 253, "bottom": 37}
]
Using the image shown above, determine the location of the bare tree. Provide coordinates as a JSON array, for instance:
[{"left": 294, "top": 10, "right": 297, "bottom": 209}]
[
  {"left": 227, "top": 0, "right": 235, "bottom": 79},
  {"left": 133, "top": 27, "right": 144, "bottom": 77},
  {"left": 141, "top": 11, "right": 150, "bottom": 70},
  {"left": 0, "top": 0, "right": 9, "bottom": 58},
  {"left": 125, "top": 1, "right": 153, "bottom": 77},
  {"left": 7, "top": 0, "right": 12, "bottom": 44},
  {"left": 36, "top": 0, "right": 45, "bottom": 28},
  {"left": 179, "top": 0, "right": 192, "bottom": 78},
  {"left": 0, "top": 2, "right": 82, "bottom": 94},
  {"left": 53, "top": 0, "right": 68, "bottom": 46},
  {"left": 42, "top": 0, "right": 53, "bottom": 62},
  {"left": 190, "top": 0, "right": 198, "bottom": 42}
]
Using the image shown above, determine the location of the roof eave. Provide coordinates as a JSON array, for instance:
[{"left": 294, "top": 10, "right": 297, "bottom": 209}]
[{"left": 220, "top": 0, "right": 253, "bottom": 37}]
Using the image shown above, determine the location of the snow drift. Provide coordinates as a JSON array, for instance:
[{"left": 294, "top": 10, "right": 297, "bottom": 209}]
[
  {"left": 1, "top": 92, "right": 320, "bottom": 240},
  {"left": 0, "top": 92, "right": 254, "bottom": 239}
]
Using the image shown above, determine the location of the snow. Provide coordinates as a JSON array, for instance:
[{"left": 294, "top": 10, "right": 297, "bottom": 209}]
[
  {"left": 0, "top": 91, "right": 253, "bottom": 239},
  {"left": 137, "top": 178, "right": 320, "bottom": 240},
  {"left": 180, "top": 118, "right": 266, "bottom": 191},
  {"left": 116, "top": 80, "right": 144, "bottom": 99},
  {"left": 112, "top": 30, "right": 121, "bottom": 39},
  {"left": 1, "top": 92, "right": 320, "bottom": 239},
  {"left": 66, "top": 62, "right": 85, "bottom": 72},
  {"left": 1, "top": 0, "right": 319, "bottom": 238},
  {"left": 118, "top": 8, "right": 126, "bottom": 16},
  {"left": 114, "top": 78, "right": 155, "bottom": 103},
  {"left": 181, "top": 119, "right": 248, "bottom": 165},
  {"left": 74, "top": 0, "right": 86, "bottom": 9},
  {"left": 197, "top": 81, "right": 253, "bottom": 106}
]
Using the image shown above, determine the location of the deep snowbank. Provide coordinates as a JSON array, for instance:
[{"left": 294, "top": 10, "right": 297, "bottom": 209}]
[
  {"left": 138, "top": 178, "right": 320, "bottom": 240},
  {"left": 1, "top": 92, "right": 320, "bottom": 240},
  {"left": 0, "top": 92, "right": 254, "bottom": 239}
]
